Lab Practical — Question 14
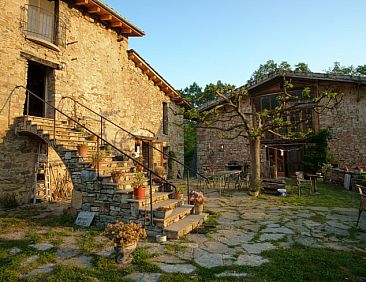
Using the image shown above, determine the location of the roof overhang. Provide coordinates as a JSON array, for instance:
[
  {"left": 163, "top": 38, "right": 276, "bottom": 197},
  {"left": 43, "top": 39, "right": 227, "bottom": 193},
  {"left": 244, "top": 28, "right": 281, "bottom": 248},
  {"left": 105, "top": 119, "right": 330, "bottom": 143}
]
[
  {"left": 74, "top": 0, "right": 144, "bottom": 37},
  {"left": 127, "top": 50, "right": 191, "bottom": 109},
  {"left": 246, "top": 71, "right": 366, "bottom": 91}
]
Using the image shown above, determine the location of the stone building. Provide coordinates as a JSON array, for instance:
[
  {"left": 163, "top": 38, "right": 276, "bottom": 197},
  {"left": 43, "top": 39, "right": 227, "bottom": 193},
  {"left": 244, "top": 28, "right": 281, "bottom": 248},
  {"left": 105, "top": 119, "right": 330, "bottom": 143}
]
[
  {"left": 0, "top": 0, "right": 187, "bottom": 205},
  {"left": 197, "top": 72, "right": 366, "bottom": 177}
]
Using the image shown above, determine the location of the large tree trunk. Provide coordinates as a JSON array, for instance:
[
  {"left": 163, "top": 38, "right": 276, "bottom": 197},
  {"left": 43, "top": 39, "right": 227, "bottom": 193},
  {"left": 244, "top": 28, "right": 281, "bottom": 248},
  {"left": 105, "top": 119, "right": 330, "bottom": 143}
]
[{"left": 249, "top": 136, "right": 262, "bottom": 195}]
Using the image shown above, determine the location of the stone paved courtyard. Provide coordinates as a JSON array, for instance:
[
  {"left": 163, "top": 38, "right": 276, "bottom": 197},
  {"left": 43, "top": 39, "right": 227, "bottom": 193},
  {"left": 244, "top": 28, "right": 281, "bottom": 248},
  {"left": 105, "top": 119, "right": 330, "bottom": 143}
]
[{"left": 1, "top": 190, "right": 366, "bottom": 281}]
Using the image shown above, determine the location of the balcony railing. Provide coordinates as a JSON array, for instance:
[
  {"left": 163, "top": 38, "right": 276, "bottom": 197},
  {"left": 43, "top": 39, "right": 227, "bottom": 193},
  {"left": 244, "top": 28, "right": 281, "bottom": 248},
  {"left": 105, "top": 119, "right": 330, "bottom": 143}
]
[{"left": 21, "top": 4, "right": 66, "bottom": 47}]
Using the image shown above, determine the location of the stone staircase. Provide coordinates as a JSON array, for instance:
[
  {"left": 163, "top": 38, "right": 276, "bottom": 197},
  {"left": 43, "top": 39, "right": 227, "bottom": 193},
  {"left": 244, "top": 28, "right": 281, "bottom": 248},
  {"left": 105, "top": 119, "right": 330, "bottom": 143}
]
[{"left": 15, "top": 115, "right": 207, "bottom": 239}]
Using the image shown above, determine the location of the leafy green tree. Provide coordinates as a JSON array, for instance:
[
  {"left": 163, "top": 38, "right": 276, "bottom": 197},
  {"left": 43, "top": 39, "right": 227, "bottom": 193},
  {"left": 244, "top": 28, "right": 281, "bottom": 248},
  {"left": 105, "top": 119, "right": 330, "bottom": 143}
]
[
  {"left": 179, "top": 82, "right": 203, "bottom": 108},
  {"left": 294, "top": 62, "right": 311, "bottom": 72},
  {"left": 180, "top": 81, "right": 236, "bottom": 171},
  {"left": 192, "top": 75, "right": 342, "bottom": 195},
  {"left": 326, "top": 62, "right": 366, "bottom": 76}
]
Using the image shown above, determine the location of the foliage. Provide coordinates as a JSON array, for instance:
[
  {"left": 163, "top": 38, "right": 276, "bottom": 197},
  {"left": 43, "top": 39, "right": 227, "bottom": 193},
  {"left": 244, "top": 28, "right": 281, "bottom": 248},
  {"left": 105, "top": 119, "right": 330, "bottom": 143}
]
[
  {"left": 176, "top": 187, "right": 185, "bottom": 194},
  {"left": 251, "top": 244, "right": 366, "bottom": 281},
  {"left": 131, "top": 247, "right": 150, "bottom": 264},
  {"left": 248, "top": 60, "right": 310, "bottom": 83},
  {"left": 131, "top": 172, "right": 145, "bottom": 189},
  {"left": 179, "top": 80, "right": 236, "bottom": 108},
  {"left": 184, "top": 121, "right": 197, "bottom": 171},
  {"left": 103, "top": 221, "right": 146, "bottom": 247},
  {"left": 260, "top": 180, "right": 358, "bottom": 208},
  {"left": 301, "top": 129, "right": 331, "bottom": 174},
  {"left": 326, "top": 62, "right": 366, "bottom": 76},
  {"left": 91, "top": 150, "right": 105, "bottom": 163},
  {"left": 0, "top": 193, "right": 19, "bottom": 209},
  {"left": 189, "top": 190, "right": 206, "bottom": 205}
]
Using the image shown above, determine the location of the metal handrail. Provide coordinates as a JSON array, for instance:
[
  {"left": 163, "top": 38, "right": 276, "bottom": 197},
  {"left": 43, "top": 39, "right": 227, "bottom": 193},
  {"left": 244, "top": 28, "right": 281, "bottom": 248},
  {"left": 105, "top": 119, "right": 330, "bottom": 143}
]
[
  {"left": 16, "top": 86, "right": 177, "bottom": 224},
  {"left": 58, "top": 96, "right": 210, "bottom": 201}
]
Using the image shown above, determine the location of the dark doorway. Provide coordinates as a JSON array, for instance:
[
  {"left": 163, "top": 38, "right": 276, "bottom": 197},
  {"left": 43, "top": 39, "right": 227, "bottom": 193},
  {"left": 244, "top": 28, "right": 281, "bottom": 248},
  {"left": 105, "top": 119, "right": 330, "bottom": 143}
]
[{"left": 25, "top": 61, "right": 49, "bottom": 117}]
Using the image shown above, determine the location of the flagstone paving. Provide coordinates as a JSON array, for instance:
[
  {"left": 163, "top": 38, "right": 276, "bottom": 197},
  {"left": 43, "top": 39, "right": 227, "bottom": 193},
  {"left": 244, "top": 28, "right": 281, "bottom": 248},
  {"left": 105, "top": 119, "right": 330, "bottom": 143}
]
[{"left": 1, "top": 192, "right": 366, "bottom": 280}]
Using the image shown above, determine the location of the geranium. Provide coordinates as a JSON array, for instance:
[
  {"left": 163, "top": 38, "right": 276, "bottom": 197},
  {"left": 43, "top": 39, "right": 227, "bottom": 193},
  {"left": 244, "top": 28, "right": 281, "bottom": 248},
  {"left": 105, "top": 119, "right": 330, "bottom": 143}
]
[
  {"left": 103, "top": 221, "right": 147, "bottom": 247},
  {"left": 189, "top": 190, "right": 206, "bottom": 205}
]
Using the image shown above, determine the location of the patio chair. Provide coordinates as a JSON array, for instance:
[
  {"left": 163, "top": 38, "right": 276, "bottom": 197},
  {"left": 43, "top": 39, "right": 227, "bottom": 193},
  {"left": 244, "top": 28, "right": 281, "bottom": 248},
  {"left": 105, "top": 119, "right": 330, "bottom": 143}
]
[
  {"left": 356, "top": 184, "right": 366, "bottom": 226},
  {"left": 295, "top": 171, "right": 312, "bottom": 196}
]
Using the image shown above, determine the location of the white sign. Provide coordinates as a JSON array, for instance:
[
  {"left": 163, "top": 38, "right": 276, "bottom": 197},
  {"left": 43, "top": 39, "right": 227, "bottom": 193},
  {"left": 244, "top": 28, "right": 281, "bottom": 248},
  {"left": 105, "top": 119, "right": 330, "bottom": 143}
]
[{"left": 75, "top": 211, "right": 95, "bottom": 227}]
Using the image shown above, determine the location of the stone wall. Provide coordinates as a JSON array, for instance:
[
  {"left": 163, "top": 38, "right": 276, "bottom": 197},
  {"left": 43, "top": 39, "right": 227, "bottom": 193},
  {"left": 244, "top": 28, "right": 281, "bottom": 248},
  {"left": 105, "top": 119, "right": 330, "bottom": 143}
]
[
  {"left": 196, "top": 81, "right": 366, "bottom": 176},
  {"left": 196, "top": 98, "right": 258, "bottom": 173},
  {"left": 319, "top": 84, "right": 366, "bottom": 168},
  {"left": 0, "top": 0, "right": 184, "bottom": 203}
]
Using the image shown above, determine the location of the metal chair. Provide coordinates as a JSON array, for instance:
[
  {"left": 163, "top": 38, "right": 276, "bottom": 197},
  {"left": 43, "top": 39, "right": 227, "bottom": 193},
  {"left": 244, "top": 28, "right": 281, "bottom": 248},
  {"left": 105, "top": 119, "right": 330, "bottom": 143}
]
[
  {"left": 295, "top": 171, "right": 312, "bottom": 196},
  {"left": 356, "top": 184, "right": 366, "bottom": 226}
]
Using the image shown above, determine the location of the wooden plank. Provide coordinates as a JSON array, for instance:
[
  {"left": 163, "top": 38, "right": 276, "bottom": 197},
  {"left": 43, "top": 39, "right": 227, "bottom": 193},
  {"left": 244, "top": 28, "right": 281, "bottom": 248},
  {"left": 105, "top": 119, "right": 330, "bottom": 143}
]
[
  {"left": 88, "top": 7, "right": 101, "bottom": 13},
  {"left": 75, "top": 0, "right": 88, "bottom": 5},
  {"left": 111, "top": 21, "right": 122, "bottom": 28},
  {"left": 100, "top": 14, "right": 112, "bottom": 21}
]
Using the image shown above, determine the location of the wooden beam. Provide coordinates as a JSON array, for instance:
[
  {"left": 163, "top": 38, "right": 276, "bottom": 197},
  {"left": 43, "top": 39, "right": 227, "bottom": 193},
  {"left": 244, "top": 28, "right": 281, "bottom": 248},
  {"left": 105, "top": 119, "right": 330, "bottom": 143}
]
[
  {"left": 111, "top": 21, "right": 122, "bottom": 28},
  {"left": 88, "top": 7, "right": 101, "bottom": 13},
  {"left": 122, "top": 28, "right": 132, "bottom": 34},
  {"left": 100, "top": 14, "right": 112, "bottom": 21},
  {"left": 75, "top": 0, "right": 88, "bottom": 5}
]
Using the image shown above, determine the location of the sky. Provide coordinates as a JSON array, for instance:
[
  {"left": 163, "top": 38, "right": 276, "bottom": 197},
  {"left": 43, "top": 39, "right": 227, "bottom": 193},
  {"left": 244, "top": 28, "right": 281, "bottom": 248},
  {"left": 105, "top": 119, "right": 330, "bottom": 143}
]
[{"left": 103, "top": 0, "right": 366, "bottom": 90}]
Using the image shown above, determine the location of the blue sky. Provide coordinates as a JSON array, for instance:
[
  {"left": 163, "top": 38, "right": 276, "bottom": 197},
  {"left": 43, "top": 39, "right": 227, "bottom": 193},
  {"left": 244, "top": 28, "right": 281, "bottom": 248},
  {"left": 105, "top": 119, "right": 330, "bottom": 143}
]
[{"left": 104, "top": 0, "right": 366, "bottom": 90}]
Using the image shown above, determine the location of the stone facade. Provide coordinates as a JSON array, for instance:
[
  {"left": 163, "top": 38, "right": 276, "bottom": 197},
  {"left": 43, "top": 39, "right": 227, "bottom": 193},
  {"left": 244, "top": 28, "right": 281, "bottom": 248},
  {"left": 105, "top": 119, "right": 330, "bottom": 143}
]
[
  {"left": 0, "top": 0, "right": 185, "bottom": 203},
  {"left": 196, "top": 72, "right": 366, "bottom": 177}
]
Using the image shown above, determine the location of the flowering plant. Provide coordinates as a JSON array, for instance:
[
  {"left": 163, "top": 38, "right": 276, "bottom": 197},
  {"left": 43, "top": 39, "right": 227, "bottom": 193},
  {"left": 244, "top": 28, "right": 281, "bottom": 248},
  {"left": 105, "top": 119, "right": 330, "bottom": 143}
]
[
  {"left": 189, "top": 190, "right": 206, "bottom": 205},
  {"left": 103, "top": 221, "right": 147, "bottom": 247}
]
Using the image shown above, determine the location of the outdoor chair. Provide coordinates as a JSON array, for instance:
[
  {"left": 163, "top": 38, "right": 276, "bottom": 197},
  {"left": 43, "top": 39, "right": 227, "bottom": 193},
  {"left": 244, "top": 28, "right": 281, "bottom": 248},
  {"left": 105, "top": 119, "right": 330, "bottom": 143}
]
[
  {"left": 295, "top": 171, "right": 312, "bottom": 196},
  {"left": 356, "top": 184, "right": 366, "bottom": 226}
]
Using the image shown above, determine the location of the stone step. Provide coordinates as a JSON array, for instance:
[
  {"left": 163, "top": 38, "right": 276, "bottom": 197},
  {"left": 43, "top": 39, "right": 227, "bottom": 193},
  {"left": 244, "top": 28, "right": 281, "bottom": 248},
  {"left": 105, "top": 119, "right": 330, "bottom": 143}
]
[
  {"left": 164, "top": 213, "right": 208, "bottom": 239},
  {"left": 131, "top": 192, "right": 170, "bottom": 206},
  {"left": 20, "top": 115, "right": 69, "bottom": 125},
  {"left": 153, "top": 205, "right": 193, "bottom": 228},
  {"left": 138, "top": 198, "right": 181, "bottom": 212}
]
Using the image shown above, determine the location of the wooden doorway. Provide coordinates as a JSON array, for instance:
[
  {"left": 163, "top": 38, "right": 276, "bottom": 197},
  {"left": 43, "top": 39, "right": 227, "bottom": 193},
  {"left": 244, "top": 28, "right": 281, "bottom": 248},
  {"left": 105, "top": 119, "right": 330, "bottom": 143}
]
[
  {"left": 25, "top": 61, "right": 54, "bottom": 117},
  {"left": 268, "top": 146, "right": 286, "bottom": 178}
]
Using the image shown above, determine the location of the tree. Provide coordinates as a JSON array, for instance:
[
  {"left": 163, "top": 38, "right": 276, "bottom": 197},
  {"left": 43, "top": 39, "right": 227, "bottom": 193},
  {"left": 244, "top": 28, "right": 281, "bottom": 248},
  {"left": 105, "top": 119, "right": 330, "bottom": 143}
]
[
  {"left": 248, "top": 60, "right": 311, "bottom": 83},
  {"left": 294, "top": 62, "right": 311, "bottom": 72},
  {"left": 180, "top": 81, "right": 236, "bottom": 171},
  {"left": 192, "top": 73, "right": 342, "bottom": 195},
  {"left": 326, "top": 62, "right": 366, "bottom": 76},
  {"left": 179, "top": 80, "right": 236, "bottom": 108}
]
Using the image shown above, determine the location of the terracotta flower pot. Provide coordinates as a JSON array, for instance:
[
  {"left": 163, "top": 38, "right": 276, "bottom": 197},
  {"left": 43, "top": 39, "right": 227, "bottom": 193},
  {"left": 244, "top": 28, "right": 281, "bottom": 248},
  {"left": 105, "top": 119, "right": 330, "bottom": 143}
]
[
  {"left": 77, "top": 144, "right": 89, "bottom": 157},
  {"left": 134, "top": 187, "right": 146, "bottom": 200}
]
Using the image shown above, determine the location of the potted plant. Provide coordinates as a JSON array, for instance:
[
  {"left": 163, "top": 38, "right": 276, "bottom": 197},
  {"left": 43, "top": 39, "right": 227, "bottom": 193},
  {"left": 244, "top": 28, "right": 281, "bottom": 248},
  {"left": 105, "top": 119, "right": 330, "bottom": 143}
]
[
  {"left": 89, "top": 134, "right": 98, "bottom": 141},
  {"left": 189, "top": 190, "right": 206, "bottom": 214},
  {"left": 111, "top": 170, "right": 123, "bottom": 184},
  {"left": 173, "top": 187, "right": 185, "bottom": 199},
  {"left": 91, "top": 151, "right": 105, "bottom": 169},
  {"left": 135, "top": 155, "right": 144, "bottom": 172},
  {"left": 103, "top": 220, "right": 147, "bottom": 263},
  {"left": 153, "top": 206, "right": 173, "bottom": 219},
  {"left": 77, "top": 143, "right": 89, "bottom": 157},
  {"left": 131, "top": 172, "right": 146, "bottom": 200}
]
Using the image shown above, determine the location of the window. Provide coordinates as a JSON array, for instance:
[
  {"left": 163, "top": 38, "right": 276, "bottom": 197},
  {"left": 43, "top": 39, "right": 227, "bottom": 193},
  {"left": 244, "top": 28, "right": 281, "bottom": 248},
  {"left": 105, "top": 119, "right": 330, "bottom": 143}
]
[
  {"left": 22, "top": 0, "right": 65, "bottom": 47},
  {"left": 163, "top": 102, "right": 168, "bottom": 135}
]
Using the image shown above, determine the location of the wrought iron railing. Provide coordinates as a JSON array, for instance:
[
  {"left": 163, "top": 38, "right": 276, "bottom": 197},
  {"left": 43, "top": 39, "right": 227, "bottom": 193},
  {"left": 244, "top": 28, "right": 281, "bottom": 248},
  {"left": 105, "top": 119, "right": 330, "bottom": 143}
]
[
  {"left": 20, "top": 4, "right": 66, "bottom": 47},
  {"left": 2, "top": 86, "right": 210, "bottom": 222}
]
